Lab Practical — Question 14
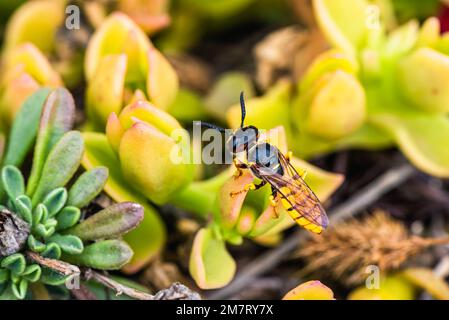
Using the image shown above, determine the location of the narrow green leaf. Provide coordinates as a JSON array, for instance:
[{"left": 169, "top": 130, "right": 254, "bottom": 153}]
[
  {"left": 67, "top": 167, "right": 108, "bottom": 208},
  {"left": 27, "top": 88, "right": 75, "bottom": 196},
  {"left": 1, "top": 254, "right": 26, "bottom": 275},
  {"left": 21, "top": 265, "right": 42, "bottom": 283},
  {"left": 81, "top": 132, "right": 166, "bottom": 273},
  {"left": 1, "top": 165, "right": 25, "bottom": 201},
  {"left": 0, "top": 269, "right": 9, "bottom": 283},
  {"left": 11, "top": 279, "right": 28, "bottom": 300},
  {"left": 49, "top": 234, "right": 83, "bottom": 255},
  {"left": 15, "top": 195, "right": 32, "bottom": 225},
  {"left": 42, "top": 188, "right": 67, "bottom": 217},
  {"left": 31, "top": 131, "right": 84, "bottom": 205},
  {"left": 34, "top": 224, "right": 55, "bottom": 239},
  {"left": 40, "top": 267, "right": 69, "bottom": 286},
  {"left": 33, "top": 203, "right": 48, "bottom": 226},
  {"left": 41, "top": 243, "right": 61, "bottom": 259},
  {"left": 2, "top": 88, "right": 51, "bottom": 167},
  {"left": 67, "top": 202, "right": 144, "bottom": 241},
  {"left": 56, "top": 206, "right": 81, "bottom": 230},
  {"left": 27, "top": 235, "right": 46, "bottom": 253},
  {"left": 63, "top": 240, "right": 133, "bottom": 270}
]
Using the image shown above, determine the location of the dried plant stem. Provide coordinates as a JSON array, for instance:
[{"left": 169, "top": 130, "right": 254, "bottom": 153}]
[
  {"left": 208, "top": 163, "right": 415, "bottom": 300},
  {"left": 26, "top": 251, "right": 80, "bottom": 276},
  {"left": 82, "top": 269, "right": 155, "bottom": 300}
]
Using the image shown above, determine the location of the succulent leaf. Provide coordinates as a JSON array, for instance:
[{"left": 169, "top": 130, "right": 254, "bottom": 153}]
[
  {"left": 1, "top": 88, "right": 50, "bottom": 167},
  {"left": 67, "top": 202, "right": 144, "bottom": 241},
  {"left": 41, "top": 188, "right": 67, "bottom": 217},
  {"left": 64, "top": 239, "right": 133, "bottom": 270},
  {"left": 31, "top": 131, "right": 83, "bottom": 205},
  {"left": 27, "top": 88, "right": 76, "bottom": 197},
  {"left": 55, "top": 206, "right": 81, "bottom": 231},
  {"left": 48, "top": 234, "right": 83, "bottom": 255},
  {"left": 67, "top": 167, "right": 108, "bottom": 208}
]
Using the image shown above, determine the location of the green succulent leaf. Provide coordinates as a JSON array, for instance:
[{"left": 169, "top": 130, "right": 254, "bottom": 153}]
[
  {"left": 189, "top": 227, "right": 236, "bottom": 289},
  {"left": 34, "top": 224, "right": 55, "bottom": 239},
  {"left": 2, "top": 88, "right": 50, "bottom": 167},
  {"left": 67, "top": 202, "right": 144, "bottom": 241},
  {"left": 1, "top": 165, "right": 25, "bottom": 201},
  {"left": 27, "top": 88, "right": 75, "bottom": 196},
  {"left": 27, "top": 235, "right": 46, "bottom": 253},
  {"left": 33, "top": 203, "right": 48, "bottom": 226},
  {"left": 15, "top": 195, "right": 32, "bottom": 224},
  {"left": 21, "top": 264, "right": 42, "bottom": 283},
  {"left": 41, "top": 242, "right": 61, "bottom": 259},
  {"left": 42, "top": 187, "right": 67, "bottom": 217},
  {"left": 31, "top": 131, "right": 84, "bottom": 205},
  {"left": 1, "top": 254, "right": 26, "bottom": 275},
  {"left": 48, "top": 234, "right": 83, "bottom": 255},
  {"left": 81, "top": 132, "right": 165, "bottom": 273},
  {"left": 11, "top": 279, "right": 28, "bottom": 300},
  {"left": 56, "top": 206, "right": 81, "bottom": 230},
  {"left": 63, "top": 239, "right": 133, "bottom": 270},
  {"left": 40, "top": 267, "right": 69, "bottom": 286},
  {"left": 0, "top": 269, "right": 9, "bottom": 283},
  {"left": 67, "top": 167, "right": 108, "bottom": 208}
]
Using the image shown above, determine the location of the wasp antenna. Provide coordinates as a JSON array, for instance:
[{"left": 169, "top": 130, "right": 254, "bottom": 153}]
[
  {"left": 199, "top": 121, "right": 226, "bottom": 133},
  {"left": 240, "top": 91, "right": 246, "bottom": 128}
]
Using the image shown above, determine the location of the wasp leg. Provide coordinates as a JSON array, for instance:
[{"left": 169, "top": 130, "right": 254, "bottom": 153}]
[
  {"left": 297, "top": 168, "right": 308, "bottom": 180},
  {"left": 270, "top": 187, "right": 280, "bottom": 218},
  {"left": 233, "top": 158, "right": 248, "bottom": 179},
  {"left": 230, "top": 181, "right": 266, "bottom": 198},
  {"left": 285, "top": 151, "right": 293, "bottom": 163}
]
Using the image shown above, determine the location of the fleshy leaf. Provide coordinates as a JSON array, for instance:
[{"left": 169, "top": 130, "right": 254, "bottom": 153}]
[
  {"left": 189, "top": 227, "right": 236, "bottom": 289},
  {"left": 204, "top": 72, "right": 254, "bottom": 121},
  {"left": 31, "top": 131, "right": 83, "bottom": 205},
  {"left": 55, "top": 206, "right": 81, "bottom": 231},
  {"left": 81, "top": 132, "right": 166, "bottom": 273},
  {"left": 40, "top": 267, "right": 69, "bottom": 286},
  {"left": 27, "top": 88, "right": 76, "bottom": 196},
  {"left": 283, "top": 281, "right": 335, "bottom": 300},
  {"left": 147, "top": 48, "right": 179, "bottom": 110},
  {"left": 41, "top": 242, "right": 61, "bottom": 259},
  {"left": 1, "top": 165, "right": 25, "bottom": 201},
  {"left": 33, "top": 203, "right": 48, "bottom": 226},
  {"left": 3, "top": 0, "right": 64, "bottom": 53},
  {"left": 42, "top": 187, "right": 67, "bottom": 217},
  {"left": 1, "top": 88, "right": 50, "bottom": 167},
  {"left": 67, "top": 202, "right": 144, "bottom": 241},
  {"left": 401, "top": 268, "right": 449, "bottom": 300},
  {"left": 86, "top": 54, "right": 127, "bottom": 129},
  {"left": 48, "top": 234, "right": 84, "bottom": 255},
  {"left": 27, "top": 235, "right": 46, "bottom": 253},
  {"left": 1, "top": 254, "right": 26, "bottom": 274},
  {"left": 67, "top": 167, "right": 108, "bottom": 208},
  {"left": 15, "top": 195, "right": 32, "bottom": 224},
  {"left": 370, "top": 113, "right": 449, "bottom": 178},
  {"left": 313, "top": 0, "right": 369, "bottom": 55},
  {"left": 11, "top": 279, "right": 28, "bottom": 300},
  {"left": 63, "top": 239, "right": 133, "bottom": 270},
  {"left": 348, "top": 275, "right": 415, "bottom": 300},
  {"left": 21, "top": 265, "right": 42, "bottom": 283}
]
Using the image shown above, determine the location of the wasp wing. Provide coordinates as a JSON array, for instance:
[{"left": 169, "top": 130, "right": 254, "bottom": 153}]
[{"left": 254, "top": 152, "right": 328, "bottom": 234}]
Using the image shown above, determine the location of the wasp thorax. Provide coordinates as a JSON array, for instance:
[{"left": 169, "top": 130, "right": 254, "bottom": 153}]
[
  {"left": 0, "top": 209, "right": 30, "bottom": 258},
  {"left": 226, "top": 126, "right": 259, "bottom": 155}
]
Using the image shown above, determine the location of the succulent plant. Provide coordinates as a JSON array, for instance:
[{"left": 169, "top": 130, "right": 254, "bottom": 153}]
[
  {"left": 225, "top": 0, "right": 449, "bottom": 178},
  {"left": 0, "top": 88, "right": 144, "bottom": 299},
  {"left": 85, "top": 12, "right": 179, "bottom": 130},
  {"left": 0, "top": 43, "right": 62, "bottom": 128}
]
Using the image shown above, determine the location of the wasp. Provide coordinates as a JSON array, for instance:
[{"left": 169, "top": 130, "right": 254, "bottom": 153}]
[{"left": 201, "top": 93, "right": 328, "bottom": 234}]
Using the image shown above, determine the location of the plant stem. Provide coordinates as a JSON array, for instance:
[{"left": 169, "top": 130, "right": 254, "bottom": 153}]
[
  {"left": 170, "top": 169, "right": 233, "bottom": 218},
  {"left": 26, "top": 251, "right": 80, "bottom": 276}
]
